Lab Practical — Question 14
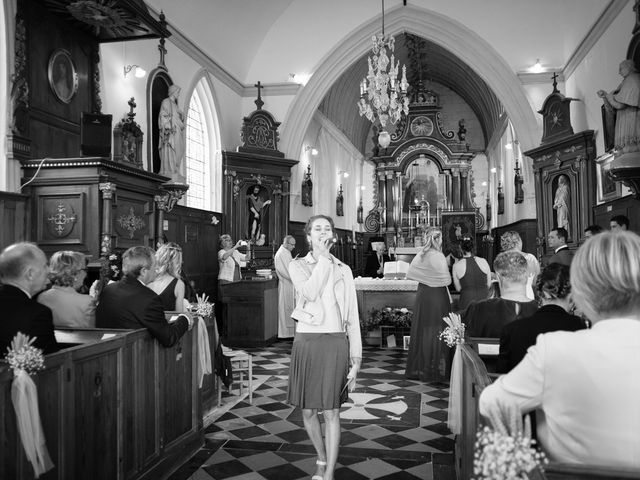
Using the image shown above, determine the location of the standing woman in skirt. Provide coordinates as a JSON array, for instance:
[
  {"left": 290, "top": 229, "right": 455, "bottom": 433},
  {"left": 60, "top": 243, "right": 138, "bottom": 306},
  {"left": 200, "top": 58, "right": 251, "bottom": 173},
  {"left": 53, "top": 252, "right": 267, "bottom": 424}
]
[
  {"left": 288, "top": 215, "right": 362, "bottom": 480},
  {"left": 405, "top": 227, "right": 452, "bottom": 382}
]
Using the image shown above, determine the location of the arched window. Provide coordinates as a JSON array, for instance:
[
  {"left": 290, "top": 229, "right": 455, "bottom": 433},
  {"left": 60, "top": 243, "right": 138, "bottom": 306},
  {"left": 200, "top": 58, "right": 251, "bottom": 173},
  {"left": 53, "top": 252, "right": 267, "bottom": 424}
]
[
  {"left": 185, "top": 88, "right": 208, "bottom": 209},
  {"left": 184, "top": 74, "right": 221, "bottom": 211}
]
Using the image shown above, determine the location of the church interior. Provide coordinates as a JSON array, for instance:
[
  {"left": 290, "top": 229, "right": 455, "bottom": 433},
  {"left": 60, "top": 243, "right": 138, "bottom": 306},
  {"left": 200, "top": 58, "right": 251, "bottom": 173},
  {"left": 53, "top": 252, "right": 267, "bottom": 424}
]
[{"left": 2, "top": 1, "right": 640, "bottom": 479}]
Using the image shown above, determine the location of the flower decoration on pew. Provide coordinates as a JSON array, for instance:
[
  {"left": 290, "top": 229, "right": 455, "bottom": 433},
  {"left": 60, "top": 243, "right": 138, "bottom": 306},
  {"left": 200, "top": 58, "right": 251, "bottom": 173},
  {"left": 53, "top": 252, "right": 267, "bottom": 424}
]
[
  {"left": 473, "top": 425, "right": 548, "bottom": 480},
  {"left": 5, "top": 332, "right": 45, "bottom": 375},
  {"left": 194, "top": 293, "right": 214, "bottom": 319},
  {"left": 363, "top": 306, "right": 413, "bottom": 333},
  {"left": 4, "top": 332, "right": 54, "bottom": 477},
  {"left": 439, "top": 312, "right": 466, "bottom": 348}
]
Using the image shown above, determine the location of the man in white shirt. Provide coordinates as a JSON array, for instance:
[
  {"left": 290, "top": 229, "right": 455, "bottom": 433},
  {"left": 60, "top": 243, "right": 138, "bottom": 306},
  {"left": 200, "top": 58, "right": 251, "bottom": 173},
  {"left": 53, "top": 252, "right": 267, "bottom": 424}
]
[{"left": 274, "top": 235, "right": 296, "bottom": 338}]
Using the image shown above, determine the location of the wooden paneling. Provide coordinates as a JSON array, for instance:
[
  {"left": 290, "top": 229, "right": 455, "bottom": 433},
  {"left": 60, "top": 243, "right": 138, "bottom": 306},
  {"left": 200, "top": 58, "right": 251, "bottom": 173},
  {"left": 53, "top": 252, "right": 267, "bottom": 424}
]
[
  {"left": 0, "top": 327, "right": 203, "bottom": 480},
  {"left": 593, "top": 195, "right": 640, "bottom": 234},
  {"left": 22, "top": 0, "right": 96, "bottom": 159},
  {"left": 0, "top": 192, "right": 30, "bottom": 251},
  {"left": 220, "top": 279, "right": 278, "bottom": 347}
]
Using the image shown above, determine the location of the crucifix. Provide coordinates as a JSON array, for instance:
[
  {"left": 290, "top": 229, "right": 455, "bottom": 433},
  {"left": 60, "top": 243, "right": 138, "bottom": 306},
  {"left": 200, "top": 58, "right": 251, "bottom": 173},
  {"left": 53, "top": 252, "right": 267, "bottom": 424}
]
[
  {"left": 551, "top": 72, "right": 559, "bottom": 93},
  {"left": 254, "top": 81, "right": 264, "bottom": 109}
]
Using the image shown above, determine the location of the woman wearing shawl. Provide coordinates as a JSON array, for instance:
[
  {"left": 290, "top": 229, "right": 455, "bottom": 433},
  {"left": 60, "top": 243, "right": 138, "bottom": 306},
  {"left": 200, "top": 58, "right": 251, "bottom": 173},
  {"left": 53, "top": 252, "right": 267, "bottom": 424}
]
[{"left": 405, "top": 227, "right": 452, "bottom": 382}]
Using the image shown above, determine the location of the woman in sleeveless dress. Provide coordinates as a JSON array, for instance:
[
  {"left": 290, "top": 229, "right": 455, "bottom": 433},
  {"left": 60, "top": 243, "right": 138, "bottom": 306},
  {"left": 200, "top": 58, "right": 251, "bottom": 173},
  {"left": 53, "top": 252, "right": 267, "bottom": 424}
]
[
  {"left": 405, "top": 227, "right": 452, "bottom": 383},
  {"left": 452, "top": 238, "right": 491, "bottom": 310},
  {"left": 147, "top": 242, "right": 186, "bottom": 312}
]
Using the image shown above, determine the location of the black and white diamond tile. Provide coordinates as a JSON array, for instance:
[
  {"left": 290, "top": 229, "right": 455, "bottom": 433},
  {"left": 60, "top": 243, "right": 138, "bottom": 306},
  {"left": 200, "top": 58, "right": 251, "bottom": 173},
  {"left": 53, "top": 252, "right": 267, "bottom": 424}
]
[{"left": 169, "top": 343, "right": 455, "bottom": 480}]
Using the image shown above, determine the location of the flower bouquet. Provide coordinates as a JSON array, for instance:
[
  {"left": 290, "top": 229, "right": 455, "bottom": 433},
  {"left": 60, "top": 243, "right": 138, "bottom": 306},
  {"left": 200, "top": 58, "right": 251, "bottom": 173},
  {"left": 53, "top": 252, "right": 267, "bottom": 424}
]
[
  {"left": 193, "top": 293, "right": 214, "bottom": 319},
  {"left": 473, "top": 425, "right": 548, "bottom": 479},
  {"left": 4, "top": 333, "right": 53, "bottom": 476},
  {"left": 439, "top": 312, "right": 466, "bottom": 347}
]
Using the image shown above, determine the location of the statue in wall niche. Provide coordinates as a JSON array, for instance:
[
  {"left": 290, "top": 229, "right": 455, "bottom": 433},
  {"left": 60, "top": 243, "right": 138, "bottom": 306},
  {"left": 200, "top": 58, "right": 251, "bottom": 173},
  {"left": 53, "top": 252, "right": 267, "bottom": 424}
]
[
  {"left": 158, "top": 85, "right": 186, "bottom": 183},
  {"left": 247, "top": 185, "right": 271, "bottom": 243},
  {"left": 597, "top": 59, "right": 640, "bottom": 154},
  {"left": 553, "top": 174, "right": 570, "bottom": 236},
  {"left": 336, "top": 184, "right": 344, "bottom": 217}
]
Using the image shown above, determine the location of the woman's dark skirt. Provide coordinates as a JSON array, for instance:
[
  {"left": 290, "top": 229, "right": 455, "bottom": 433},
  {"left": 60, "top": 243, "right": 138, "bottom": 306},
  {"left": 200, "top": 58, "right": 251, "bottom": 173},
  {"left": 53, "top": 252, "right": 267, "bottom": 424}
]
[
  {"left": 405, "top": 284, "right": 452, "bottom": 383},
  {"left": 288, "top": 332, "right": 349, "bottom": 409}
]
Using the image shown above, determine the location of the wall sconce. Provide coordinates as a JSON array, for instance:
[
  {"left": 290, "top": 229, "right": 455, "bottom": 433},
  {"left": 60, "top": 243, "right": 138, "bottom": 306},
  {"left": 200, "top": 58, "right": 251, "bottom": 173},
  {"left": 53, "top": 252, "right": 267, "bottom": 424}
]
[
  {"left": 337, "top": 170, "right": 349, "bottom": 178},
  {"left": 123, "top": 64, "right": 147, "bottom": 78},
  {"left": 304, "top": 145, "right": 318, "bottom": 156}
]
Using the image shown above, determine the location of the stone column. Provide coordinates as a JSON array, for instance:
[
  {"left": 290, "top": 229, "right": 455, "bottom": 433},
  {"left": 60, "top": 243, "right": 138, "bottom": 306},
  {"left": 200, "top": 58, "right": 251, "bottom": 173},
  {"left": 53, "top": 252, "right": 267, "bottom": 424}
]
[
  {"left": 98, "top": 182, "right": 116, "bottom": 256},
  {"left": 451, "top": 168, "right": 461, "bottom": 210}
]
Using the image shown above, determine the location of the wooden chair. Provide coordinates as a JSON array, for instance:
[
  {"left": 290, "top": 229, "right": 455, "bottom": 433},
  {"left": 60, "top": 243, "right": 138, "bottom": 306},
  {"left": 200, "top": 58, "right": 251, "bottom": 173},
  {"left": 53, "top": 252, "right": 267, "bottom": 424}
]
[{"left": 217, "top": 349, "right": 253, "bottom": 407}]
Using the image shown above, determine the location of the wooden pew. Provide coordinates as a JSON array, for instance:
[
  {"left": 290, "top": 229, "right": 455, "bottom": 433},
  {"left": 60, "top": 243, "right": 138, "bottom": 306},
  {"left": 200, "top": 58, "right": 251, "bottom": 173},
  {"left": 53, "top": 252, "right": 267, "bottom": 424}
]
[
  {"left": 0, "top": 327, "right": 203, "bottom": 480},
  {"left": 455, "top": 337, "right": 640, "bottom": 480}
]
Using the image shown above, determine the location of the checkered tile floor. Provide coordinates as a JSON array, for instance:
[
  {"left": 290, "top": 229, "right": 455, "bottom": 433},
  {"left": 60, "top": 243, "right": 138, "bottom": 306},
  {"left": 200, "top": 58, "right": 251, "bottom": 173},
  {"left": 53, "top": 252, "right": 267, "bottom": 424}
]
[{"left": 169, "top": 341, "right": 456, "bottom": 480}]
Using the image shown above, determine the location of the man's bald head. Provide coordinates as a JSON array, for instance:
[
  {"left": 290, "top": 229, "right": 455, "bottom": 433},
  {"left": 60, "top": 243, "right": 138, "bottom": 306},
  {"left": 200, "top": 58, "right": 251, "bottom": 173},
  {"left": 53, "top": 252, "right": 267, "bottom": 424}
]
[{"left": 0, "top": 242, "right": 49, "bottom": 295}]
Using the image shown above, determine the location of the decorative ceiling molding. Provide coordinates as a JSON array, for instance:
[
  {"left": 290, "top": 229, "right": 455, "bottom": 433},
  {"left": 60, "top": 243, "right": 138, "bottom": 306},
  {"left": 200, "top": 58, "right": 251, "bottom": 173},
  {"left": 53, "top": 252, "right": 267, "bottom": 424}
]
[
  {"left": 563, "top": 0, "right": 631, "bottom": 79},
  {"left": 242, "top": 82, "right": 300, "bottom": 97}
]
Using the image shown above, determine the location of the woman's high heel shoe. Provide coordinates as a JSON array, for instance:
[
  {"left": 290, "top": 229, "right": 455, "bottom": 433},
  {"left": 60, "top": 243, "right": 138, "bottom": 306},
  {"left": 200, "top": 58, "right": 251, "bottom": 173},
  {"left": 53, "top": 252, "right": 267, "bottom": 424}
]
[{"left": 311, "top": 459, "right": 326, "bottom": 480}]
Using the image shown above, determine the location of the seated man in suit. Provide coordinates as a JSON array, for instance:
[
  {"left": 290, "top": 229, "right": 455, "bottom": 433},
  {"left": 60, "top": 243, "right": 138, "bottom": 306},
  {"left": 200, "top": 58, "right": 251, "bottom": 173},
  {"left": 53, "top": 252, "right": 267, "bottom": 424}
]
[
  {"left": 364, "top": 237, "right": 390, "bottom": 278},
  {"left": 0, "top": 242, "right": 59, "bottom": 354},
  {"left": 547, "top": 227, "right": 573, "bottom": 266},
  {"left": 96, "top": 246, "right": 192, "bottom": 347}
]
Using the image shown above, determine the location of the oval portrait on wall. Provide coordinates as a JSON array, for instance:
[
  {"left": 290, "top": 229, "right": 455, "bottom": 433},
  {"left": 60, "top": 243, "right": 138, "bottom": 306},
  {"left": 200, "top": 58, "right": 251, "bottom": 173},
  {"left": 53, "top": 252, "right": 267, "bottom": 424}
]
[{"left": 48, "top": 49, "right": 78, "bottom": 104}]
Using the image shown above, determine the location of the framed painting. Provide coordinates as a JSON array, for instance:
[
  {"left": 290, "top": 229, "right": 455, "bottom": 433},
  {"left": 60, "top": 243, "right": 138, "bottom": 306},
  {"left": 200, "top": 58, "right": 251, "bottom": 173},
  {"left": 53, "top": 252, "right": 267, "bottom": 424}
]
[
  {"left": 440, "top": 211, "right": 476, "bottom": 257},
  {"left": 596, "top": 155, "right": 621, "bottom": 203},
  {"left": 48, "top": 48, "right": 78, "bottom": 104}
]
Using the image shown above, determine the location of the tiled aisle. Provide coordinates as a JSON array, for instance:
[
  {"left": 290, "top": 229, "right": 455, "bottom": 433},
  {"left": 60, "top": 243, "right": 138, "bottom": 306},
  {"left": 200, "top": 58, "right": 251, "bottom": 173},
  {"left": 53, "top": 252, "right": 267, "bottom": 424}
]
[{"left": 169, "top": 341, "right": 456, "bottom": 480}]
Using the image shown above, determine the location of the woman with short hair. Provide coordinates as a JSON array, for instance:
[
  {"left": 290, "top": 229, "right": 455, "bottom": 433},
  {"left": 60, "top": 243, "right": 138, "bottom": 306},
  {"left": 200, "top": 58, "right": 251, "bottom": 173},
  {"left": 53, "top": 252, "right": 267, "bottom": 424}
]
[
  {"left": 217, "top": 234, "right": 247, "bottom": 284},
  {"left": 38, "top": 250, "right": 95, "bottom": 328},
  {"left": 480, "top": 231, "right": 640, "bottom": 468}
]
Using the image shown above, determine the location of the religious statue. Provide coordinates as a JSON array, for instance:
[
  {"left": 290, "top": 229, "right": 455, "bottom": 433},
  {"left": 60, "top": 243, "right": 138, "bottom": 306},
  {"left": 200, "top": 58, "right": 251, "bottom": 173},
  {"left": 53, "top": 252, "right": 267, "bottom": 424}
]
[
  {"left": 247, "top": 185, "right": 271, "bottom": 243},
  {"left": 158, "top": 85, "right": 186, "bottom": 183},
  {"left": 553, "top": 174, "right": 570, "bottom": 235},
  {"left": 597, "top": 59, "right": 640, "bottom": 154}
]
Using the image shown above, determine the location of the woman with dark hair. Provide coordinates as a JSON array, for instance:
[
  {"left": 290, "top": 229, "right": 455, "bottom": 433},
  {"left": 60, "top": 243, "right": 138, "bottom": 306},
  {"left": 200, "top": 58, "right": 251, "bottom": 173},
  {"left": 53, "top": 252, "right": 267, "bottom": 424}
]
[
  {"left": 497, "top": 263, "right": 586, "bottom": 373},
  {"left": 451, "top": 237, "right": 491, "bottom": 310},
  {"left": 405, "top": 227, "right": 452, "bottom": 382},
  {"left": 287, "top": 214, "right": 362, "bottom": 480}
]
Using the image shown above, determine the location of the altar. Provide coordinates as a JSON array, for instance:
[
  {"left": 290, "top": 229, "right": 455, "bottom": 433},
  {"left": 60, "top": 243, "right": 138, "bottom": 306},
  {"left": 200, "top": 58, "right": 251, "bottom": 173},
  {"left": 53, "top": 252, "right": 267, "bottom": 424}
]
[{"left": 355, "top": 278, "right": 418, "bottom": 323}]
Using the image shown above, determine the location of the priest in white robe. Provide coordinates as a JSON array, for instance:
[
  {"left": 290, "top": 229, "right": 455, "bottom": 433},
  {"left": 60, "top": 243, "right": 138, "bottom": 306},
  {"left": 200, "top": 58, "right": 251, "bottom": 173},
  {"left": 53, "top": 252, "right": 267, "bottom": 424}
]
[{"left": 274, "top": 235, "right": 296, "bottom": 338}]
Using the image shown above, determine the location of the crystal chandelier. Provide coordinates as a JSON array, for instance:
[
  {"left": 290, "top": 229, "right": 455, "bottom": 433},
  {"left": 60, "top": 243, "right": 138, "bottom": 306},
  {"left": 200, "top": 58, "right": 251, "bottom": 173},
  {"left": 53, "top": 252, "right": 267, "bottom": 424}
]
[{"left": 357, "top": 0, "right": 410, "bottom": 148}]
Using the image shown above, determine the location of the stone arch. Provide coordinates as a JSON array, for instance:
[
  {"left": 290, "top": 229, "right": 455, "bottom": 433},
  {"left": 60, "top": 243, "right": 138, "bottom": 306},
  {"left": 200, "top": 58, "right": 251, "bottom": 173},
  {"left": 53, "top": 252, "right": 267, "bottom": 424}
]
[{"left": 280, "top": 5, "right": 539, "bottom": 160}]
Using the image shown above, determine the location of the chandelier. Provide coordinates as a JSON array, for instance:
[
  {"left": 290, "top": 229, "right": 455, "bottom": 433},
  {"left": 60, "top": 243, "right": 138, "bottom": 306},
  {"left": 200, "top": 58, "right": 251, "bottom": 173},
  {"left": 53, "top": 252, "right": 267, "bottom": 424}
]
[{"left": 357, "top": 0, "right": 410, "bottom": 148}]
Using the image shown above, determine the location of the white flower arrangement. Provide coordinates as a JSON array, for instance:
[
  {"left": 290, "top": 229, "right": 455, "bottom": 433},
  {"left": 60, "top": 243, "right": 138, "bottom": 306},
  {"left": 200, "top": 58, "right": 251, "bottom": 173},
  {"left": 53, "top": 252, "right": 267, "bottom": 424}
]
[
  {"left": 473, "top": 425, "right": 548, "bottom": 479},
  {"left": 439, "top": 312, "right": 466, "bottom": 348},
  {"left": 194, "top": 293, "right": 214, "bottom": 319},
  {"left": 4, "top": 332, "right": 45, "bottom": 376}
]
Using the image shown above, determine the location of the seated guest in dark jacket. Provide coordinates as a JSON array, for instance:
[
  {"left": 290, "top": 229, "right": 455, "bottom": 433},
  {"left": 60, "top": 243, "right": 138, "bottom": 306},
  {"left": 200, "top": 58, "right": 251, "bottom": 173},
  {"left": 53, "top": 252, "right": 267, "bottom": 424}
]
[
  {"left": 497, "top": 263, "right": 587, "bottom": 373},
  {"left": 0, "top": 242, "right": 59, "bottom": 354},
  {"left": 96, "top": 246, "right": 191, "bottom": 347},
  {"left": 364, "top": 237, "right": 391, "bottom": 278},
  {"left": 462, "top": 251, "right": 538, "bottom": 338}
]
